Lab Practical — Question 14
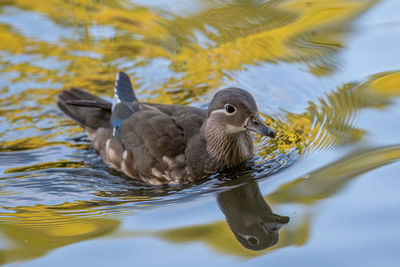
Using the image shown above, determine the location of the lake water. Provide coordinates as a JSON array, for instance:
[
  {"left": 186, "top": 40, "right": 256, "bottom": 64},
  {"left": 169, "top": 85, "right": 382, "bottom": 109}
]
[{"left": 0, "top": 0, "right": 400, "bottom": 266}]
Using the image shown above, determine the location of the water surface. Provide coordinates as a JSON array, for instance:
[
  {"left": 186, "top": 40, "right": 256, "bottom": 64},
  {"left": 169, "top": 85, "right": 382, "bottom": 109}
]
[{"left": 0, "top": 0, "right": 400, "bottom": 266}]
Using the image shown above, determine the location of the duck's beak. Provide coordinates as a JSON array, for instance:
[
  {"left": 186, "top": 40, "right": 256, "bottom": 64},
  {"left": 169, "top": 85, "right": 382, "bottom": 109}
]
[{"left": 246, "top": 116, "right": 276, "bottom": 138}]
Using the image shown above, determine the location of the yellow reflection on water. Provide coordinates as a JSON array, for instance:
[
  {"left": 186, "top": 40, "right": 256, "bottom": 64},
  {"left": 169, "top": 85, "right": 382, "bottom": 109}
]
[
  {"left": 0, "top": 0, "right": 376, "bottom": 102},
  {"left": 370, "top": 72, "right": 400, "bottom": 96},
  {"left": 0, "top": 205, "right": 119, "bottom": 265},
  {"left": 3, "top": 0, "right": 400, "bottom": 264},
  {"left": 268, "top": 146, "right": 400, "bottom": 205},
  {"left": 0, "top": 0, "right": 384, "bottom": 167},
  {"left": 3, "top": 141, "right": 399, "bottom": 262},
  {"left": 1, "top": 73, "right": 400, "bottom": 260},
  {"left": 259, "top": 70, "right": 400, "bottom": 159},
  {"left": 154, "top": 145, "right": 400, "bottom": 258},
  {"left": 4, "top": 160, "right": 85, "bottom": 173}
]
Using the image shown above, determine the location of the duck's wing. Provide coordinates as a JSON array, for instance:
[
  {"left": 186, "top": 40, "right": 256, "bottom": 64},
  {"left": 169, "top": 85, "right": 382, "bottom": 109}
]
[
  {"left": 108, "top": 108, "right": 189, "bottom": 184},
  {"left": 145, "top": 103, "right": 205, "bottom": 116},
  {"left": 144, "top": 103, "right": 207, "bottom": 140}
]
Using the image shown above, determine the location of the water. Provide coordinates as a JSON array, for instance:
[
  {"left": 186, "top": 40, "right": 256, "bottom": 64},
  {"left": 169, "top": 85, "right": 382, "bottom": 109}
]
[{"left": 0, "top": 0, "right": 400, "bottom": 266}]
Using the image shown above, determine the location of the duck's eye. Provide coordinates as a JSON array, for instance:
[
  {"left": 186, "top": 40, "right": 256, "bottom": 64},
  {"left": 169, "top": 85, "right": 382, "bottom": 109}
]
[{"left": 225, "top": 104, "right": 236, "bottom": 114}]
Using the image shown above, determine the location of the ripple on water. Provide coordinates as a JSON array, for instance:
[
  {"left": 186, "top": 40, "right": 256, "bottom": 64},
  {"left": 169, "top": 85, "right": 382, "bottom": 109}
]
[
  {"left": 0, "top": 0, "right": 399, "bottom": 264},
  {"left": 259, "top": 71, "right": 400, "bottom": 157},
  {"left": 1, "top": 71, "right": 399, "bottom": 216}
]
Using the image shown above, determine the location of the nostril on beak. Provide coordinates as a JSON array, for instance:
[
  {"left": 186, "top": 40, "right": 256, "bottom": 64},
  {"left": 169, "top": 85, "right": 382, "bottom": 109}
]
[{"left": 251, "top": 117, "right": 260, "bottom": 125}]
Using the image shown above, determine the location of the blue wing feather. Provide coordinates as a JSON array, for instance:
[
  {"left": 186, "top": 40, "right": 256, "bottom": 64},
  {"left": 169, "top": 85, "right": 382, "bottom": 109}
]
[
  {"left": 112, "top": 71, "right": 136, "bottom": 107},
  {"left": 111, "top": 72, "right": 137, "bottom": 132}
]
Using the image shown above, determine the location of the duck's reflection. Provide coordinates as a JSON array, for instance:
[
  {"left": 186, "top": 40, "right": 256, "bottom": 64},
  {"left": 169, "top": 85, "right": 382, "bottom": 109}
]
[{"left": 217, "top": 180, "right": 289, "bottom": 250}]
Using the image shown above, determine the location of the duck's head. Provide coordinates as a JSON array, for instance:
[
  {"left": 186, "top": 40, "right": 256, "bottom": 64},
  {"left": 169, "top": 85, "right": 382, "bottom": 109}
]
[
  {"left": 202, "top": 88, "right": 275, "bottom": 165},
  {"left": 206, "top": 87, "right": 275, "bottom": 138}
]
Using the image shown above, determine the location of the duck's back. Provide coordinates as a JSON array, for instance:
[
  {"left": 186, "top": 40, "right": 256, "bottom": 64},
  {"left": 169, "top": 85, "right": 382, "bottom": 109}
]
[
  {"left": 58, "top": 86, "right": 208, "bottom": 184},
  {"left": 115, "top": 103, "right": 207, "bottom": 184},
  {"left": 148, "top": 103, "right": 207, "bottom": 140}
]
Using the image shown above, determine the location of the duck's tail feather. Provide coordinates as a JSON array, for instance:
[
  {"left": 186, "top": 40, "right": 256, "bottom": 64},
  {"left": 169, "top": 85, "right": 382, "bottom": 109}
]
[
  {"left": 65, "top": 99, "right": 112, "bottom": 109},
  {"left": 57, "top": 87, "right": 112, "bottom": 131}
]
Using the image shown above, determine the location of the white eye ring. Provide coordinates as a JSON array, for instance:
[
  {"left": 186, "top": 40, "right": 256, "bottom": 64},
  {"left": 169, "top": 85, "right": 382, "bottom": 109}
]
[{"left": 224, "top": 104, "right": 236, "bottom": 114}]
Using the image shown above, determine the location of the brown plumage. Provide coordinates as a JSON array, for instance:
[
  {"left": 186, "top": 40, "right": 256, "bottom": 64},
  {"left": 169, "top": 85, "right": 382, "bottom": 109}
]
[{"left": 57, "top": 72, "right": 275, "bottom": 185}]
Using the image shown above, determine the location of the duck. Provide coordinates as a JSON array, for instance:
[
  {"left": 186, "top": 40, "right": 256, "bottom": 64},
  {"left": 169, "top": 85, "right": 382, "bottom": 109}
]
[
  {"left": 217, "top": 179, "right": 289, "bottom": 250},
  {"left": 57, "top": 72, "right": 276, "bottom": 185}
]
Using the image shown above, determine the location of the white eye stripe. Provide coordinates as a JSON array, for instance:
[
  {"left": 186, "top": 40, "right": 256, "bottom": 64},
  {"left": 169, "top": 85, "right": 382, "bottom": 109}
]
[{"left": 210, "top": 108, "right": 236, "bottom": 116}]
